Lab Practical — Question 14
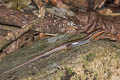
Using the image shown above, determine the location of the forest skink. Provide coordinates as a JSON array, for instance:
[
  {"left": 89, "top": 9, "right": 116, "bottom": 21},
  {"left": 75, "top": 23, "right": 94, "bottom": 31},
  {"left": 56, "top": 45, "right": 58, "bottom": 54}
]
[{"left": 3, "top": 30, "right": 104, "bottom": 74}]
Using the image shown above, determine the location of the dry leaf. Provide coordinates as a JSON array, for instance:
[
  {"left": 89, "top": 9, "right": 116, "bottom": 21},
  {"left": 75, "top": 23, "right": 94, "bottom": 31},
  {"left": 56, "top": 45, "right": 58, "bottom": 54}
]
[{"left": 114, "top": 0, "right": 120, "bottom": 5}]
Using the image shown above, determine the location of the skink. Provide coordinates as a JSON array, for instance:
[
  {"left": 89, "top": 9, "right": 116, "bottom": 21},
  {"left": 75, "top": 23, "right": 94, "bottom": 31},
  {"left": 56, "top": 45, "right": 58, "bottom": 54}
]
[{"left": 3, "top": 30, "right": 104, "bottom": 74}]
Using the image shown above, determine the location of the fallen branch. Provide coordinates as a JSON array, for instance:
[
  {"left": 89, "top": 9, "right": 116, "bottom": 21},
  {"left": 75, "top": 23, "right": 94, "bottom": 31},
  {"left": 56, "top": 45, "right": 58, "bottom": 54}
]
[{"left": 0, "top": 18, "right": 40, "bottom": 51}]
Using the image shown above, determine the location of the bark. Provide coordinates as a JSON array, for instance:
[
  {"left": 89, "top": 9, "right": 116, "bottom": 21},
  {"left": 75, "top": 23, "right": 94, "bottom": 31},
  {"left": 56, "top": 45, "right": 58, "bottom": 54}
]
[
  {"left": 0, "top": 25, "right": 19, "bottom": 31},
  {"left": 0, "top": 17, "right": 40, "bottom": 51},
  {"left": 2, "top": 31, "right": 38, "bottom": 54},
  {"left": 0, "top": 7, "right": 37, "bottom": 27}
]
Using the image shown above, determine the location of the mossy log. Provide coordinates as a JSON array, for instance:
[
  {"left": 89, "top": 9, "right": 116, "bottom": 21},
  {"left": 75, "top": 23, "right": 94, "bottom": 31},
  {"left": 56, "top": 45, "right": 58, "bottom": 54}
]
[{"left": 0, "top": 33, "right": 120, "bottom": 80}]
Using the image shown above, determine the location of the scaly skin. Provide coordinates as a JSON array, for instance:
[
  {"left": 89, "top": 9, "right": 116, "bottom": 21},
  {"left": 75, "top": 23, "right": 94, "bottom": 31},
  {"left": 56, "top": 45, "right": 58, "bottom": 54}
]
[{"left": 3, "top": 30, "right": 104, "bottom": 74}]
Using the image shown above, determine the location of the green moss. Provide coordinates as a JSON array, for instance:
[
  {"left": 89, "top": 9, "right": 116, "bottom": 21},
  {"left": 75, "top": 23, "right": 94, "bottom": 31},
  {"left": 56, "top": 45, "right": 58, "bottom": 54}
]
[
  {"left": 0, "top": 39, "right": 51, "bottom": 73},
  {"left": 5, "top": 0, "right": 31, "bottom": 10},
  {"left": 107, "top": 70, "right": 112, "bottom": 79},
  {"left": 85, "top": 53, "right": 96, "bottom": 62},
  {"left": 21, "top": 76, "right": 35, "bottom": 80},
  {"left": 61, "top": 67, "right": 75, "bottom": 80},
  {"left": 115, "top": 50, "right": 120, "bottom": 58},
  {"left": 65, "top": 67, "right": 73, "bottom": 75}
]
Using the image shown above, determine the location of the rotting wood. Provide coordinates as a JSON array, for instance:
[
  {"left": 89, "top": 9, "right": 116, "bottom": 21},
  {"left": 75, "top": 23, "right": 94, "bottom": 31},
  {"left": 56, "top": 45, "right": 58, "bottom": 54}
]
[
  {"left": 2, "top": 31, "right": 38, "bottom": 54},
  {"left": 0, "top": 17, "right": 40, "bottom": 51}
]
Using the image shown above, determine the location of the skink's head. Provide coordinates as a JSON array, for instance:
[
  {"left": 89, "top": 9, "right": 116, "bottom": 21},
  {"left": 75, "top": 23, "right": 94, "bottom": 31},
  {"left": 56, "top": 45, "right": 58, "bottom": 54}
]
[{"left": 90, "top": 30, "right": 105, "bottom": 40}]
